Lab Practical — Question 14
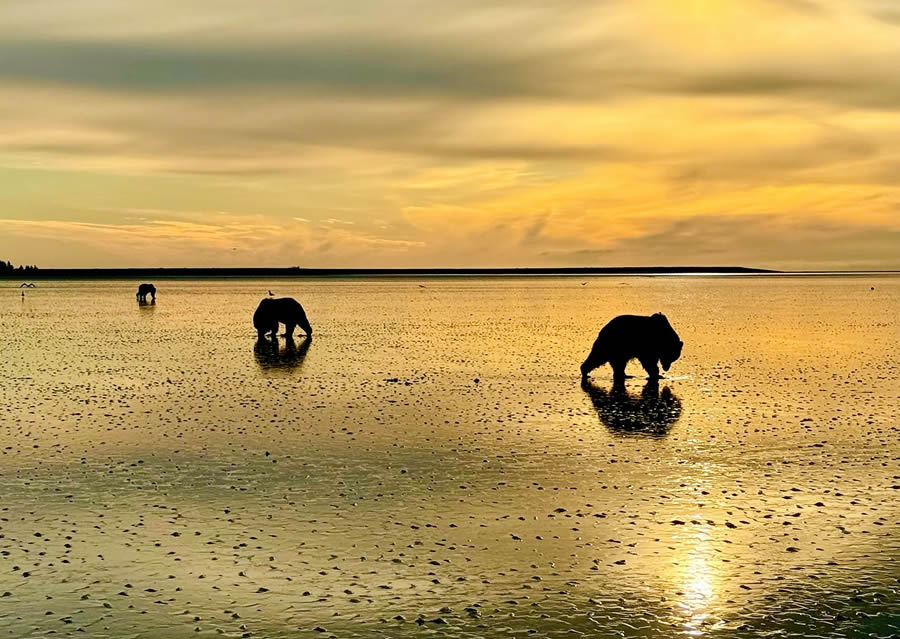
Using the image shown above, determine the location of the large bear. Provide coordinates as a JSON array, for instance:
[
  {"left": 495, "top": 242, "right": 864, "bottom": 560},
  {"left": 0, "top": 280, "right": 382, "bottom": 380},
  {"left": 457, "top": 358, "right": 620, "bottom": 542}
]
[
  {"left": 580, "top": 313, "right": 683, "bottom": 380},
  {"left": 253, "top": 297, "right": 312, "bottom": 339}
]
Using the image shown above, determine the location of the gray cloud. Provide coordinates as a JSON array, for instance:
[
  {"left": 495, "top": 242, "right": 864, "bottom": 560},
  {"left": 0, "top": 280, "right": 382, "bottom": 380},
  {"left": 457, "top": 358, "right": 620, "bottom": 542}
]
[
  {"left": 664, "top": 66, "right": 900, "bottom": 109},
  {"left": 2, "top": 30, "right": 900, "bottom": 112},
  {"left": 664, "top": 126, "right": 881, "bottom": 185},
  {"left": 764, "top": 0, "right": 826, "bottom": 14},
  {"left": 545, "top": 215, "right": 900, "bottom": 270},
  {"left": 0, "top": 38, "right": 571, "bottom": 98},
  {"left": 862, "top": 0, "right": 900, "bottom": 24},
  {"left": 0, "top": 84, "right": 640, "bottom": 172},
  {"left": 870, "top": 10, "right": 900, "bottom": 25}
]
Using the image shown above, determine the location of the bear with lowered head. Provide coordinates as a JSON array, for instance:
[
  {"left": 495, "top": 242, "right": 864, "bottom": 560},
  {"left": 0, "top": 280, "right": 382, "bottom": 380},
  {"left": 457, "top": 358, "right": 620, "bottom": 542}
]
[
  {"left": 580, "top": 313, "right": 682, "bottom": 380},
  {"left": 253, "top": 297, "right": 313, "bottom": 339},
  {"left": 136, "top": 283, "right": 156, "bottom": 302}
]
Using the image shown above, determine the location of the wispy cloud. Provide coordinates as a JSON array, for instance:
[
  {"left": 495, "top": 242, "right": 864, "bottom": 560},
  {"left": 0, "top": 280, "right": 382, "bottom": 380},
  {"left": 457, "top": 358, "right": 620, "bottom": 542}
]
[
  {"left": 545, "top": 215, "right": 900, "bottom": 270},
  {"left": 0, "top": 217, "right": 424, "bottom": 268}
]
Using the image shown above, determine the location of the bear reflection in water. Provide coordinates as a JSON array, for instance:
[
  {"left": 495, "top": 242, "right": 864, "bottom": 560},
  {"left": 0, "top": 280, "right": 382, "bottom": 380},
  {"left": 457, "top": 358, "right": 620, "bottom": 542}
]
[
  {"left": 581, "top": 377, "right": 682, "bottom": 438},
  {"left": 253, "top": 335, "right": 312, "bottom": 371}
]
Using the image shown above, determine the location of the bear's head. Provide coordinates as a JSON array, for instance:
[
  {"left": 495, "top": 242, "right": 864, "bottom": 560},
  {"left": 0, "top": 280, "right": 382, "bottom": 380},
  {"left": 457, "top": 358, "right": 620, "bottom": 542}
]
[{"left": 653, "top": 313, "right": 683, "bottom": 372}]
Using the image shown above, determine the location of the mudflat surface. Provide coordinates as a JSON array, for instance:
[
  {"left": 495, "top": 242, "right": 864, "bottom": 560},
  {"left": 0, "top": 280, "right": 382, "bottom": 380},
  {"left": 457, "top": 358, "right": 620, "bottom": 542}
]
[{"left": 1, "top": 277, "right": 898, "bottom": 638}]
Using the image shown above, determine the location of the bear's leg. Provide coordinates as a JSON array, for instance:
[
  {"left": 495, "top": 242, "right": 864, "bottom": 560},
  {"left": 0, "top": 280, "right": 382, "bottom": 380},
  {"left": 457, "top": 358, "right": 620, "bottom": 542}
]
[
  {"left": 610, "top": 358, "right": 628, "bottom": 380},
  {"left": 639, "top": 357, "right": 660, "bottom": 380},
  {"left": 297, "top": 310, "right": 313, "bottom": 336},
  {"left": 283, "top": 323, "right": 295, "bottom": 338}
]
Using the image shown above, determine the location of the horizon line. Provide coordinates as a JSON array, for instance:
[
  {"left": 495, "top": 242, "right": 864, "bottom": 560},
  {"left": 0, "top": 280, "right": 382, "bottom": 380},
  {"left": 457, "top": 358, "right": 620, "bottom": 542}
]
[{"left": 3, "top": 266, "right": 899, "bottom": 279}]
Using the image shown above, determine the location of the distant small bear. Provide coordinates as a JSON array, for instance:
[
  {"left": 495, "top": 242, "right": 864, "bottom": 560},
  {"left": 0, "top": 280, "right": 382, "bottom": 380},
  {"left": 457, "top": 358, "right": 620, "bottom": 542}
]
[
  {"left": 136, "top": 283, "right": 156, "bottom": 302},
  {"left": 580, "top": 313, "right": 683, "bottom": 380},
  {"left": 253, "top": 297, "right": 312, "bottom": 339}
]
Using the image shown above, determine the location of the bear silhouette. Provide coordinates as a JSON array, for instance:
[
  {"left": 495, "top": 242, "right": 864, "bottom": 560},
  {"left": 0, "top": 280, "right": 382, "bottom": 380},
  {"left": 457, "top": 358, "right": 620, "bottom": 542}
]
[
  {"left": 136, "top": 283, "right": 156, "bottom": 303},
  {"left": 253, "top": 297, "right": 312, "bottom": 339},
  {"left": 581, "top": 313, "right": 683, "bottom": 380}
]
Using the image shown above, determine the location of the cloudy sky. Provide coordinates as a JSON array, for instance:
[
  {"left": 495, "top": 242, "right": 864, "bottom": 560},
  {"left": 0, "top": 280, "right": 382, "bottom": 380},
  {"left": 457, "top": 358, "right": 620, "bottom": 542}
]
[{"left": 1, "top": 0, "right": 898, "bottom": 269}]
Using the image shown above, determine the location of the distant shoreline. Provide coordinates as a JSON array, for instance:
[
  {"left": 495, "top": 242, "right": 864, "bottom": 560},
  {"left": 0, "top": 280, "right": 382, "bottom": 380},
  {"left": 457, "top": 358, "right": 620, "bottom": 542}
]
[
  {"left": 1, "top": 266, "right": 898, "bottom": 280},
  {"left": 2, "top": 266, "right": 777, "bottom": 279}
]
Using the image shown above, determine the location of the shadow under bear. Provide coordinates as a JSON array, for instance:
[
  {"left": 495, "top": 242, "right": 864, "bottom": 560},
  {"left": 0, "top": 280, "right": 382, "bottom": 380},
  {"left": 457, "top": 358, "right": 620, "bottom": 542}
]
[
  {"left": 581, "top": 377, "right": 682, "bottom": 438},
  {"left": 254, "top": 335, "right": 312, "bottom": 371}
]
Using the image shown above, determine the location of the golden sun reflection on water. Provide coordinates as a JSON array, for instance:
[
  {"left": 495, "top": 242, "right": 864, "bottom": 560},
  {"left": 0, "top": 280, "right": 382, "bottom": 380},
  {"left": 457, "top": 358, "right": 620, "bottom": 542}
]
[{"left": 674, "top": 530, "right": 720, "bottom": 636}]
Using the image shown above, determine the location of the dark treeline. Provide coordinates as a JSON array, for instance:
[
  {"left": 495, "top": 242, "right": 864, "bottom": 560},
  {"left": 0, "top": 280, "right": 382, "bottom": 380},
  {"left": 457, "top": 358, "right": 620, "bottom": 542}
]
[
  {"left": 1, "top": 260, "right": 39, "bottom": 273},
  {"left": 4, "top": 266, "right": 777, "bottom": 279}
]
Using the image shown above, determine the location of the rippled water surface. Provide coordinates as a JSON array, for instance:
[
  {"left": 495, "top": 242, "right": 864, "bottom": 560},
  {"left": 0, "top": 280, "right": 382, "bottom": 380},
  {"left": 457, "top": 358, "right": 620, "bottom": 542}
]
[{"left": 1, "top": 276, "right": 898, "bottom": 638}]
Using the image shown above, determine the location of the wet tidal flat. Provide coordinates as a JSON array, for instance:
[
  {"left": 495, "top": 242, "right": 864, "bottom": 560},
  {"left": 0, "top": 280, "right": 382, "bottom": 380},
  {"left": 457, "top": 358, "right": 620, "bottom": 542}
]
[{"left": 1, "top": 276, "right": 898, "bottom": 638}]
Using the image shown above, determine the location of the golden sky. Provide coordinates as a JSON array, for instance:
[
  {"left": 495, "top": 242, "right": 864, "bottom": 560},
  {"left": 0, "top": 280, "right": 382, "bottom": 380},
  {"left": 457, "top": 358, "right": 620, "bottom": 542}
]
[{"left": 1, "top": 0, "right": 899, "bottom": 269}]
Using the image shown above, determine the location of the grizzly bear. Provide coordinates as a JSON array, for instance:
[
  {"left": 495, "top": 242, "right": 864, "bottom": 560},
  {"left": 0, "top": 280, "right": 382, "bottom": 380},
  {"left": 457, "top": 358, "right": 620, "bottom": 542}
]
[
  {"left": 253, "top": 297, "right": 312, "bottom": 339},
  {"left": 580, "top": 313, "right": 683, "bottom": 380},
  {"left": 136, "top": 283, "right": 156, "bottom": 302}
]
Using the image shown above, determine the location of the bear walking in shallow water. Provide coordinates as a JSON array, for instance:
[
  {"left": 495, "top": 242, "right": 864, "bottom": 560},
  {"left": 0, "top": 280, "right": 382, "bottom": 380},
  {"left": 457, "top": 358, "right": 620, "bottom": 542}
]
[
  {"left": 580, "top": 313, "right": 683, "bottom": 380},
  {"left": 136, "top": 283, "right": 156, "bottom": 303},
  {"left": 253, "top": 297, "right": 312, "bottom": 339}
]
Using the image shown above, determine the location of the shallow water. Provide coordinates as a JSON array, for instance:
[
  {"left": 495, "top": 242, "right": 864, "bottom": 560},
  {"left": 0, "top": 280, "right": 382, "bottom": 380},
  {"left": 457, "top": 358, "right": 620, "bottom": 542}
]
[{"left": 1, "top": 276, "right": 898, "bottom": 638}]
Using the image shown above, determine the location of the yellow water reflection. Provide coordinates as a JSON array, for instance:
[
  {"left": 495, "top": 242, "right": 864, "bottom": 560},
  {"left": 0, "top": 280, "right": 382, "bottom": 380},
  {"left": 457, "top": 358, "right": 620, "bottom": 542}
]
[{"left": 673, "top": 530, "right": 720, "bottom": 636}]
